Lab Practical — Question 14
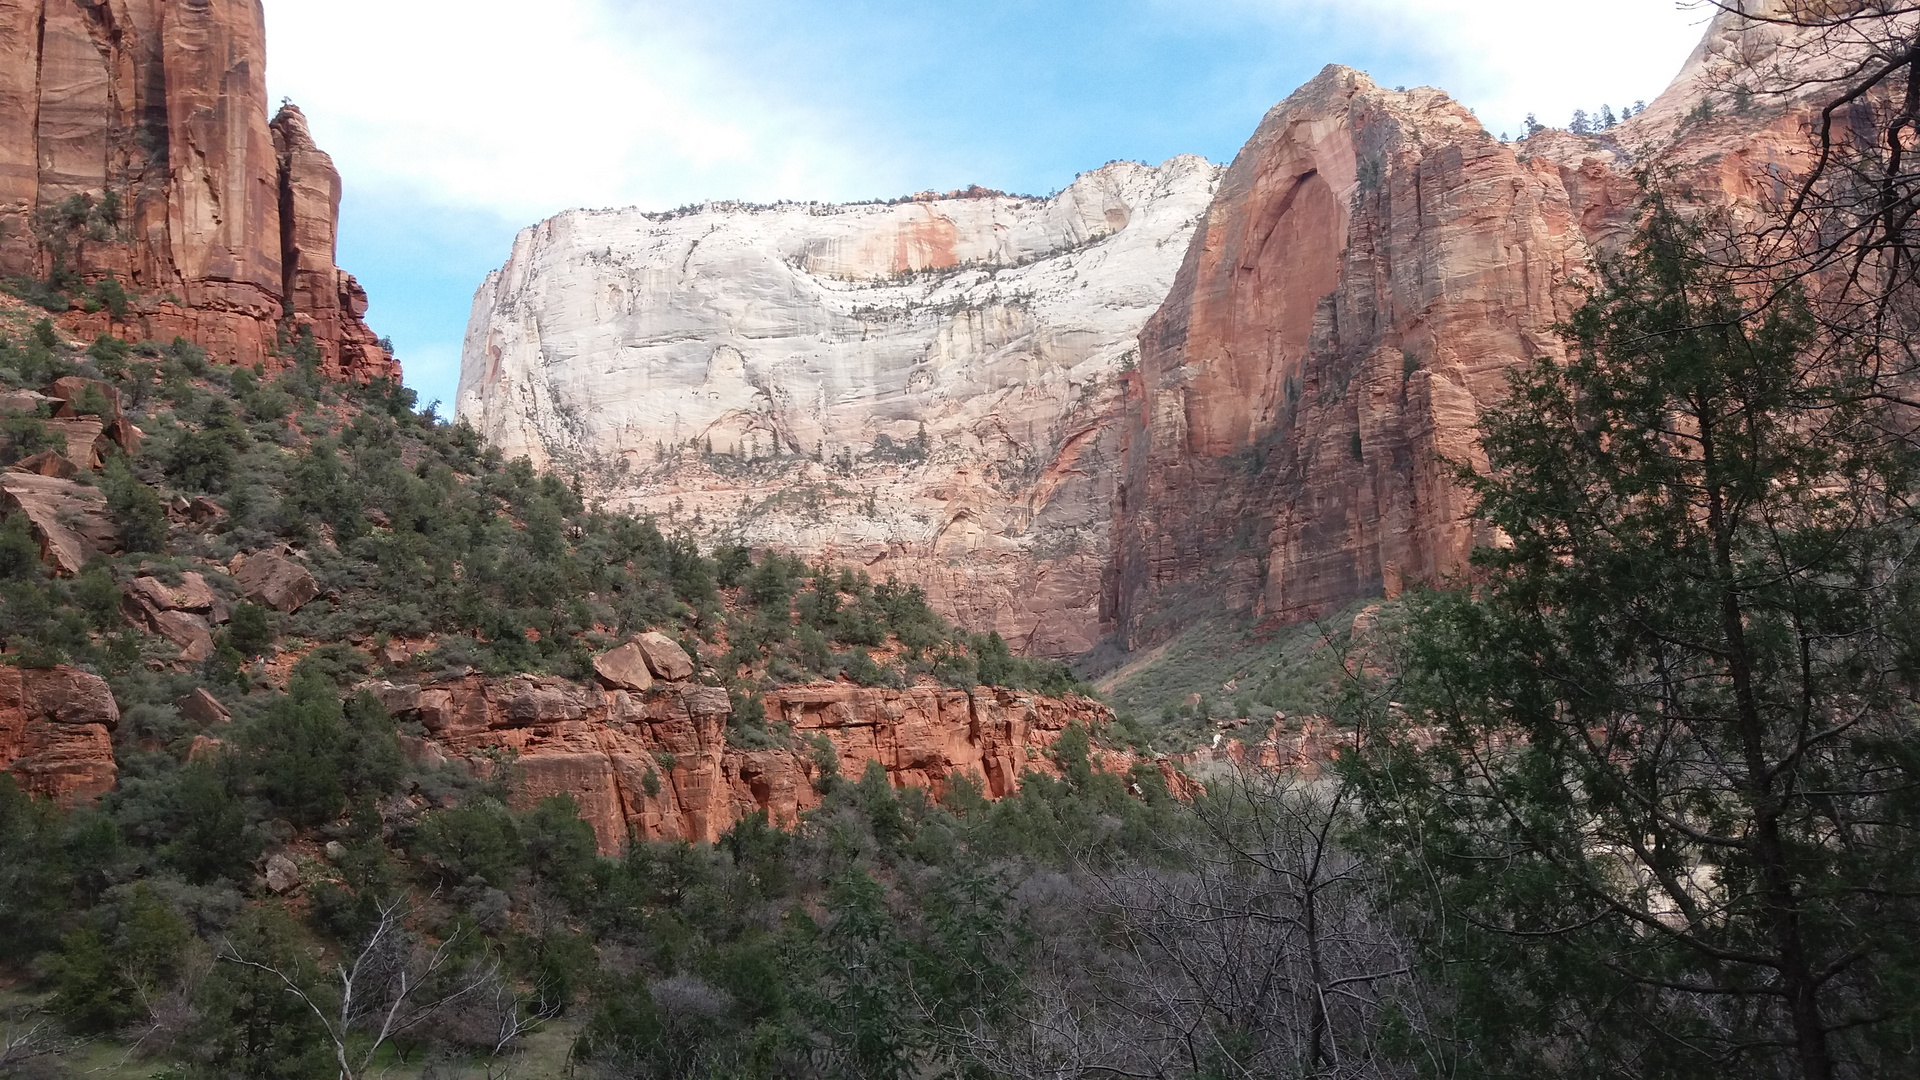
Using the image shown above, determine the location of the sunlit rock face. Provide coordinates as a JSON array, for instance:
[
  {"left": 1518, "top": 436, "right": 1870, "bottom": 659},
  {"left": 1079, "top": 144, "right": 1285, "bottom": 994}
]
[
  {"left": 458, "top": 158, "right": 1220, "bottom": 656},
  {"left": 1109, "top": 19, "right": 1843, "bottom": 645},
  {"left": 0, "top": 0, "right": 394, "bottom": 379}
]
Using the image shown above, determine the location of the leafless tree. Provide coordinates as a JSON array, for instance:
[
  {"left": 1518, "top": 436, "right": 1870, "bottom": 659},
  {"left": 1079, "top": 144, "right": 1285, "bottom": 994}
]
[
  {"left": 1686, "top": 4, "right": 1920, "bottom": 399},
  {"left": 218, "top": 896, "right": 519, "bottom": 1080},
  {"left": 937, "top": 770, "right": 1423, "bottom": 1080},
  {"left": 0, "top": 1006, "right": 61, "bottom": 1077}
]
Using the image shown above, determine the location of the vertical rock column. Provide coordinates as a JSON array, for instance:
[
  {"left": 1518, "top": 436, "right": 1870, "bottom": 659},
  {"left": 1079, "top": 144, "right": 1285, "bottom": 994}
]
[{"left": 272, "top": 102, "right": 396, "bottom": 382}]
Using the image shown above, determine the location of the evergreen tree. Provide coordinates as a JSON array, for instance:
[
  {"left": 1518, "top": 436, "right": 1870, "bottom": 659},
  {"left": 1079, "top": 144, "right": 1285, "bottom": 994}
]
[
  {"left": 1351, "top": 196, "right": 1920, "bottom": 1080},
  {"left": 1569, "top": 107, "right": 1592, "bottom": 134}
]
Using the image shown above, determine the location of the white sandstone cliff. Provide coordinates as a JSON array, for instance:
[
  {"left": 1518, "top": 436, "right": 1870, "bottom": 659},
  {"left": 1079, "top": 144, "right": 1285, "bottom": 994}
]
[{"left": 457, "top": 157, "right": 1220, "bottom": 656}]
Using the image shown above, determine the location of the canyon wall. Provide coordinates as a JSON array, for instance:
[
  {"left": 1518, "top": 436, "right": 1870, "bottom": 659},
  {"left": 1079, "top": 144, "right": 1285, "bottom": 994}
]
[
  {"left": 458, "top": 160, "right": 1219, "bottom": 657},
  {"left": 1112, "top": 68, "right": 1605, "bottom": 634},
  {"left": 1109, "top": 5, "right": 1831, "bottom": 642},
  {"left": 458, "top": 2, "right": 1837, "bottom": 657},
  {"left": 0, "top": 0, "right": 394, "bottom": 380}
]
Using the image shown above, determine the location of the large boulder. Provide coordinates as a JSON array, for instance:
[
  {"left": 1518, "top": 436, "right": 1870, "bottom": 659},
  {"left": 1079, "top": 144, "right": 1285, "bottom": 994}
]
[
  {"left": 148, "top": 609, "right": 214, "bottom": 663},
  {"left": 634, "top": 632, "right": 695, "bottom": 681},
  {"left": 593, "top": 641, "right": 654, "bottom": 692},
  {"left": 230, "top": 551, "right": 319, "bottom": 612},
  {"left": 41, "top": 417, "right": 106, "bottom": 472},
  {"left": 126, "top": 572, "right": 220, "bottom": 615},
  {"left": 9, "top": 450, "right": 76, "bottom": 478},
  {"left": 0, "top": 472, "right": 120, "bottom": 575}
]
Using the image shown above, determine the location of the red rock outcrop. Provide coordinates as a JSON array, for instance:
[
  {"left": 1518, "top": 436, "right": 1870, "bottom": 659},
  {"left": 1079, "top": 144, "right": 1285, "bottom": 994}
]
[
  {"left": 1110, "top": 12, "right": 1832, "bottom": 641},
  {"left": 370, "top": 674, "right": 1138, "bottom": 854},
  {"left": 0, "top": 0, "right": 396, "bottom": 382},
  {"left": 270, "top": 102, "right": 391, "bottom": 380},
  {"left": 0, "top": 663, "right": 119, "bottom": 803}
]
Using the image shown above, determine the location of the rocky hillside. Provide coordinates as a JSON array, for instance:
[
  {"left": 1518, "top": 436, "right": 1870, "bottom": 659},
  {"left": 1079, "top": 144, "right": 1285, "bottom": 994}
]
[
  {"left": 0, "top": 0, "right": 394, "bottom": 380},
  {"left": 458, "top": 158, "right": 1219, "bottom": 657},
  {"left": 0, "top": 301, "right": 1149, "bottom": 852}
]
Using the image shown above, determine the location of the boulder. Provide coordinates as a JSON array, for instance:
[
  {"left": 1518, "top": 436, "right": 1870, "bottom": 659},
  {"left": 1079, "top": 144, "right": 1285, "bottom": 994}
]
[
  {"left": 127, "top": 572, "right": 220, "bottom": 615},
  {"left": 634, "top": 632, "right": 695, "bottom": 681},
  {"left": 176, "top": 687, "right": 231, "bottom": 725},
  {"left": 0, "top": 390, "right": 54, "bottom": 415},
  {"left": 46, "top": 377, "right": 121, "bottom": 419},
  {"left": 0, "top": 472, "right": 119, "bottom": 575},
  {"left": 41, "top": 417, "right": 106, "bottom": 471},
  {"left": 230, "top": 551, "right": 319, "bottom": 612},
  {"left": 8, "top": 450, "right": 77, "bottom": 478},
  {"left": 593, "top": 641, "right": 655, "bottom": 692},
  {"left": 264, "top": 854, "right": 300, "bottom": 894}
]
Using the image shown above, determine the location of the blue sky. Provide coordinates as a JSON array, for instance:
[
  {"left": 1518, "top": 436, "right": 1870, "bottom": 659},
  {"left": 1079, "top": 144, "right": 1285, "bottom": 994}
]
[{"left": 264, "top": 1, "right": 1711, "bottom": 411}]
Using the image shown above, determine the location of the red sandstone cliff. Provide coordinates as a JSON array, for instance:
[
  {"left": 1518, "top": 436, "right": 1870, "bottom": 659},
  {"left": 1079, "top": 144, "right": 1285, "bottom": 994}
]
[
  {"left": 1111, "top": 14, "right": 1825, "bottom": 642},
  {"left": 367, "top": 675, "right": 1141, "bottom": 854},
  {"left": 0, "top": 0, "right": 395, "bottom": 380}
]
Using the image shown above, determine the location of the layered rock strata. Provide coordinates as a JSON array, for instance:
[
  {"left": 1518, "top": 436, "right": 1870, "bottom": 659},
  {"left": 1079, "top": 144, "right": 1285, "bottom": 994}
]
[
  {"left": 458, "top": 160, "right": 1220, "bottom": 656},
  {"left": 370, "top": 674, "right": 1129, "bottom": 854},
  {"left": 0, "top": 0, "right": 395, "bottom": 380}
]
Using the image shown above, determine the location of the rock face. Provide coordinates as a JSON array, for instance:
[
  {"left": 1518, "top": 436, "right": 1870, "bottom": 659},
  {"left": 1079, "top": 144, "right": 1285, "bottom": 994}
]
[
  {"left": 0, "top": 663, "right": 120, "bottom": 804},
  {"left": 0, "top": 0, "right": 396, "bottom": 381},
  {"left": 1109, "top": 19, "right": 1833, "bottom": 642},
  {"left": 372, "top": 673, "right": 1132, "bottom": 854},
  {"left": 458, "top": 160, "right": 1221, "bottom": 656},
  {"left": 1112, "top": 68, "right": 1597, "bottom": 633}
]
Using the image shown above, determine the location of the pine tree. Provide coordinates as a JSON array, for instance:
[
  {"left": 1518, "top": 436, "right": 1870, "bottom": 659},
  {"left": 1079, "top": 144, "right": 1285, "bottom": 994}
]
[
  {"left": 1569, "top": 108, "right": 1592, "bottom": 134},
  {"left": 1350, "top": 195, "right": 1920, "bottom": 1080}
]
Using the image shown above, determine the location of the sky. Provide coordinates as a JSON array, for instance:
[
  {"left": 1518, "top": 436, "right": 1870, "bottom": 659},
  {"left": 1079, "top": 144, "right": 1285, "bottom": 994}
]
[{"left": 263, "top": 1, "right": 1715, "bottom": 412}]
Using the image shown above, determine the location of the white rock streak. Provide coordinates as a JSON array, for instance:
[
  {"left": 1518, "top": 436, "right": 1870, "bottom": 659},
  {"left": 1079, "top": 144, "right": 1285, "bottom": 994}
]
[{"left": 457, "top": 157, "right": 1218, "bottom": 655}]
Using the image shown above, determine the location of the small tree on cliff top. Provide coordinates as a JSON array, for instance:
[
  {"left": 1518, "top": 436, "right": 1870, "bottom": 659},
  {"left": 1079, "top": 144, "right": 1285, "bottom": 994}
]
[{"left": 1348, "top": 195, "right": 1920, "bottom": 1080}]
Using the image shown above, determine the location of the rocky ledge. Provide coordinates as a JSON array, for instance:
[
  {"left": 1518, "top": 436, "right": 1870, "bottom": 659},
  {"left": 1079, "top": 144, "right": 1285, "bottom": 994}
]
[{"left": 367, "top": 671, "right": 1146, "bottom": 854}]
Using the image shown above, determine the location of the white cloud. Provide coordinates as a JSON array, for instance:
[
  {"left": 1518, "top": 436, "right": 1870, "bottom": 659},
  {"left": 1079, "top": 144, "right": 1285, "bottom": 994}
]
[
  {"left": 264, "top": 0, "right": 884, "bottom": 221},
  {"left": 1256, "top": 0, "right": 1712, "bottom": 137},
  {"left": 268, "top": 1, "right": 1712, "bottom": 224}
]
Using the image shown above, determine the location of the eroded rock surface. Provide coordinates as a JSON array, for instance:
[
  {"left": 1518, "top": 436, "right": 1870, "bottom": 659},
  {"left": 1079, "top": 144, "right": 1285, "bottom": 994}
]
[
  {"left": 0, "top": 471, "right": 118, "bottom": 575},
  {"left": 458, "top": 160, "right": 1220, "bottom": 656},
  {"left": 230, "top": 550, "right": 318, "bottom": 612},
  {"left": 371, "top": 673, "right": 1146, "bottom": 853}
]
